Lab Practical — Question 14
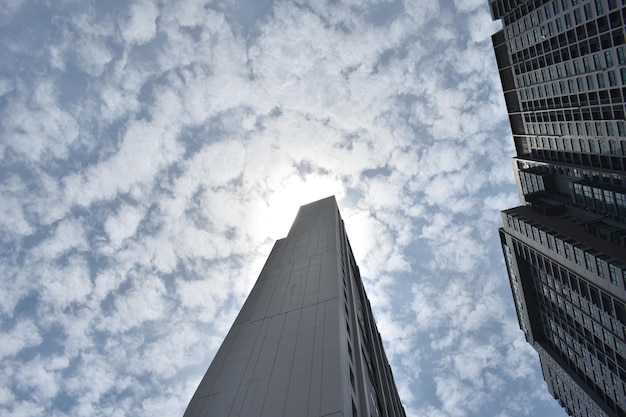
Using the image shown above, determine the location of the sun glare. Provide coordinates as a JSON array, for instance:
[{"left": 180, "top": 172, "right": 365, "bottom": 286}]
[{"left": 264, "top": 174, "right": 344, "bottom": 239}]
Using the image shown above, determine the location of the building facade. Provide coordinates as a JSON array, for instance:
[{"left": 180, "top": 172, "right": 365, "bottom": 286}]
[
  {"left": 183, "top": 196, "right": 405, "bottom": 417},
  {"left": 490, "top": 0, "right": 626, "bottom": 416}
]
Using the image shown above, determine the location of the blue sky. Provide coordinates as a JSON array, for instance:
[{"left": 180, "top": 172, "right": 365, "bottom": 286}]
[{"left": 0, "top": 0, "right": 568, "bottom": 416}]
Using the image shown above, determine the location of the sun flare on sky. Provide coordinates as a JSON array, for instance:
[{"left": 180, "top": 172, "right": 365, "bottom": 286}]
[{"left": 264, "top": 173, "right": 345, "bottom": 239}]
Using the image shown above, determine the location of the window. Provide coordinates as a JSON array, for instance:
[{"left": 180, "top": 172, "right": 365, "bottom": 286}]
[
  {"left": 609, "top": 264, "right": 621, "bottom": 286},
  {"left": 595, "top": 0, "right": 604, "bottom": 14},
  {"left": 596, "top": 258, "right": 606, "bottom": 278},
  {"left": 606, "top": 122, "right": 614, "bottom": 136},
  {"left": 574, "top": 247, "right": 583, "bottom": 265},
  {"left": 608, "top": 70, "right": 617, "bottom": 86},
  {"left": 618, "top": 47, "right": 625, "bottom": 65},
  {"left": 593, "top": 54, "right": 602, "bottom": 69},
  {"left": 595, "top": 122, "right": 603, "bottom": 136},
  {"left": 564, "top": 243, "right": 573, "bottom": 259},
  {"left": 604, "top": 50, "right": 613, "bottom": 67},
  {"left": 597, "top": 73, "right": 606, "bottom": 88},
  {"left": 555, "top": 238, "right": 564, "bottom": 255},
  {"left": 584, "top": 252, "right": 594, "bottom": 272},
  {"left": 616, "top": 193, "right": 626, "bottom": 216},
  {"left": 584, "top": 3, "right": 593, "bottom": 19},
  {"left": 586, "top": 75, "right": 594, "bottom": 89},
  {"left": 588, "top": 139, "right": 596, "bottom": 152}
]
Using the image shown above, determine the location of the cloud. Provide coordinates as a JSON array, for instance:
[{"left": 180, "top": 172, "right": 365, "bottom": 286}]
[
  {"left": 0, "top": 320, "right": 42, "bottom": 360},
  {"left": 120, "top": 0, "right": 160, "bottom": 45},
  {"left": 0, "top": 1, "right": 567, "bottom": 417}
]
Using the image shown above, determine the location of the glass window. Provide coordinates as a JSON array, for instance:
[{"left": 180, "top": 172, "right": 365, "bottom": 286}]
[
  {"left": 609, "top": 264, "right": 621, "bottom": 286},
  {"left": 564, "top": 243, "right": 573, "bottom": 259},
  {"left": 586, "top": 75, "right": 594, "bottom": 89},
  {"left": 608, "top": 70, "right": 617, "bottom": 86},
  {"left": 573, "top": 8, "right": 582, "bottom": 24},
  {"left": 606, "top": 122, "right": 614, "bottom": 136},
  {"left": 617, "top": 47, "right": 625, "bottom": 65},
  {"left": 574, "top": 246, "right": 583, "bottom": 265},
  {"left": 584, "top": 4, "right": 593, "bottom": 19},
  {"left": 584, "top": 252, "right": 594, "bottom": 271},
  {"left": 595, "top": 0, "right": 604, "bottom": 14},
  {"left": 593, "top": 187, "right": 604, "bottom": 205},
  {"left": 555, "top": 238, "right": 564, "bottom": 254},
  {"left": 597, "top": 73, "right": 606, "bottom": 88},
  {"left": 588, "top": 139, "right": 596, "bottom": 152},
  {"left": 603, "top": 190, "right": 616, "bottom": 212},
  {"left": 616, "top": 193, "right": 626, "bottom": 215},
  {"left": 595, "top": 122, "right": 603, "bottom": 136},
  {"left": 593, "top": 54, "right": 602, "bottom": 69},
  {"left": 604, "top": 50, "right": 613, "bottom": 67},
  {"left": 596, "top": 258, "right": 606, "bottom": 278},
  {"left": 562, "top": 0, "right": 569, "bottom": 10}
]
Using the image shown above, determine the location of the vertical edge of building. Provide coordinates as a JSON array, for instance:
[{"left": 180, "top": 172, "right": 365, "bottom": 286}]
[
  {"left": 490, "top": 0, "right": 626, "bottom": 416},
  {"left": 183, "top": 196, "right": 406, "bottom": 417}
]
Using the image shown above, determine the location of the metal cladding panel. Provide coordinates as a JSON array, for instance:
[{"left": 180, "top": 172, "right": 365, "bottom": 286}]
[
  {"left": 283, "top": 303, "right": 317, "bottom": 416},
  {"left": 184, "top": 196, "right": 406, "bottom": 417},
  {"left": 260, "top": 308, "right": 301, "bottom": 417},
  {"left": 320, "top": 297, "right": 343, "bottom": 417},
  {"left": 184, "top": 197, "right": 345, "bottom": 417}
]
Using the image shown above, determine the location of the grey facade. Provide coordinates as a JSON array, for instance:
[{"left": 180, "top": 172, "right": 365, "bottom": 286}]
[
  {"left": 183, "top": 196, "right": 405, "bottom": 417},
  {"left": 490, "top": 0, "right": 626, "bottom": 416}
]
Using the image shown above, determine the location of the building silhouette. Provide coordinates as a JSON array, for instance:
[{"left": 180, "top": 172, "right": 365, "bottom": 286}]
[
  {"left": 183, "top": 196, "right": 405, "bottom": 417},
  {"left": 489, "top": 0, "right": 626, "bottom": 416}
]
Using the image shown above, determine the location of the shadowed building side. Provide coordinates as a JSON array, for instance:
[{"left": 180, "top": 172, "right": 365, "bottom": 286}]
[
  {"left": 490, "top": 0, "right": 626, "bottom": 416},
  {"left": 183, "top": 196, "right": 406, "bottom": 417}
]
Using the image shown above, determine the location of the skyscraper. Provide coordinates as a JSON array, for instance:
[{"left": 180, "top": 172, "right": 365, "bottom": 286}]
[
  {"left": 183, "top": 196, "right": 405, "bottom": 417},
  {"left": 489, "top": 1, "right": 626, "bottom": 416}
]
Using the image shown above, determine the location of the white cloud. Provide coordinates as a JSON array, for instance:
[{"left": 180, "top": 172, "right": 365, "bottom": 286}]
[
  {"left": 0, "top": 1, "right": 567, "bottom": 417},
  {"left": 104, "top": 204, "right": 144, "bottom": 249},
  {"left": 0, "top": 320, "right": 42, "bottom": 359},
  {"left": 120, "top": 0, "right": 160, "bottom": 45}
]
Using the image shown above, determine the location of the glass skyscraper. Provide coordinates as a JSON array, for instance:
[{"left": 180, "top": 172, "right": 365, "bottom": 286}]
[
  {"left": 490, "top": 0, "right": 626, "bottom": 416},
  {"left": 183, "top": 196, "right": 405, "bottom": 417}
]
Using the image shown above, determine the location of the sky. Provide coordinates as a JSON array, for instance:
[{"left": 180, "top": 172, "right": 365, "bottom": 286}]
[{"left": 0, "top": 0, "right": 569, "bottom": 416}]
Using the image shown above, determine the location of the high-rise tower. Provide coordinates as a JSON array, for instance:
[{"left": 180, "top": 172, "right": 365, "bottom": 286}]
[
  {"left": 183, "top": 196, "right": 405, "bottom": 417},
  {"left": 489, "top": 1, "right": 626, "bottom": 416}
]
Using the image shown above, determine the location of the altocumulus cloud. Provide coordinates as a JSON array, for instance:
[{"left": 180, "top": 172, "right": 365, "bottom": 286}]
[{"left": 0, "top": 1, "right": 567, "bottom": 416}]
